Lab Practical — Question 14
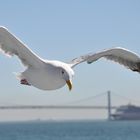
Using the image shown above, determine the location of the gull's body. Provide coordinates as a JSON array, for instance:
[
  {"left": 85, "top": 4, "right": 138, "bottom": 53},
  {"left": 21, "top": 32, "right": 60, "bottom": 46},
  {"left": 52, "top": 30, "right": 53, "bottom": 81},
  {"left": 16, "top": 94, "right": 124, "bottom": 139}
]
[
  {"left": 20, "top": 60, "right": 74, "bottom": 90},
  {"left": 0, "top": 26, "right": 140, "bottom": 91}
]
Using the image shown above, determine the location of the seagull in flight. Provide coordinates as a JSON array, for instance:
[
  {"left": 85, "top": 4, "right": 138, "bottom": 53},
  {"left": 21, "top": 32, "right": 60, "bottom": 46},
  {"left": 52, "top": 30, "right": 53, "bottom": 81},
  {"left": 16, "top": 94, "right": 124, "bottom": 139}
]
[{"left": 0, "top": 27, "right": 140, "bottom": 91}]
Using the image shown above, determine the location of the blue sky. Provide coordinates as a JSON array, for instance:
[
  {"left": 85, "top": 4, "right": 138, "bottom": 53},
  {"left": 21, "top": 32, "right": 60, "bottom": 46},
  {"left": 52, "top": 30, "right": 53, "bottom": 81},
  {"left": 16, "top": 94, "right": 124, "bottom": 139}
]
[{"left": 0, "top": 0, "right": 140, "bottom": 108}]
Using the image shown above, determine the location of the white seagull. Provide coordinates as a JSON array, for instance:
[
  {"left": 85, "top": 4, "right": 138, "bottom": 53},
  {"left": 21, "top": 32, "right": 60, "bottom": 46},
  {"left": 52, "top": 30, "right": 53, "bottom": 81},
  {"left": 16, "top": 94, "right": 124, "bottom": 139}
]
[{"left": 0, "top": 27, "right": 140, "bottom": 91}]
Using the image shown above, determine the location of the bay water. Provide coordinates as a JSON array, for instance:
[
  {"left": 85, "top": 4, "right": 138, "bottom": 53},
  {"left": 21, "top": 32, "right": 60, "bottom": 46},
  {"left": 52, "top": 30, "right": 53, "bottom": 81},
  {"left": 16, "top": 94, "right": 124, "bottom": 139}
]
[{"left": 0, "top": 120, "right": 140, "bottom": 140}]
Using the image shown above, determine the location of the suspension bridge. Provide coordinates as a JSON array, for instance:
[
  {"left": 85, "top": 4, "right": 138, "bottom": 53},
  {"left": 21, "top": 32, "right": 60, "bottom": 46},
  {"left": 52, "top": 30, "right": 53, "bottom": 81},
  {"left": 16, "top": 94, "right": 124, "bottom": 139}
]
[
  {"left": 0, "top": 91, "right": 139, "bottom": 120},
  {"left": 0, "top": 91, "right": 116, "bottom": 110}
]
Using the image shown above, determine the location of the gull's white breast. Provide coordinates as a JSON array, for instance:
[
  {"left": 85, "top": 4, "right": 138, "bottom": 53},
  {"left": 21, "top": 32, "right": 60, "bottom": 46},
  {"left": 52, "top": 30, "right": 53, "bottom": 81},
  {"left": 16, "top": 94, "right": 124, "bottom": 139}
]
[{"left": 22, "top": 66, "right": 66, "bottom": 90}]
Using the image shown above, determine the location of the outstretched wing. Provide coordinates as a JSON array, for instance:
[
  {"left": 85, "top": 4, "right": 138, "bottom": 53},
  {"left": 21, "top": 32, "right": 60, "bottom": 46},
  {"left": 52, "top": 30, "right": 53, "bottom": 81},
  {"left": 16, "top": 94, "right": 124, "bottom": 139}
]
[
  {"left": 0, "top": 27, "right": 43, "bottom": 68},
  {"left": 69, "top": 47, "right": 140, "bottom": 73}
]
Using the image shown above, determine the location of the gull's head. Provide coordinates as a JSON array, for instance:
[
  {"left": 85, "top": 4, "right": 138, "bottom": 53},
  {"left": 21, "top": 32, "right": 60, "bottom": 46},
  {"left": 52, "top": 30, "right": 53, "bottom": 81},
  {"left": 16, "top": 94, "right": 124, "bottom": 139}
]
[
  {"left": 60, "top": 66, "right": 74, "bottom": 91},
  {"left": 48, "top": 60, "right": 74, "bottom": 91}
]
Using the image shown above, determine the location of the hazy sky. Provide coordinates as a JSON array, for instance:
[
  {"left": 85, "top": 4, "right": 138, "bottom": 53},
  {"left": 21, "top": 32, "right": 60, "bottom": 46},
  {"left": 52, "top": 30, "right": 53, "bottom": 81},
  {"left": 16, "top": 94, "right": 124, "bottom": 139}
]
[{"left": 0, "top": 0, "right": 140, "bottom": 109}]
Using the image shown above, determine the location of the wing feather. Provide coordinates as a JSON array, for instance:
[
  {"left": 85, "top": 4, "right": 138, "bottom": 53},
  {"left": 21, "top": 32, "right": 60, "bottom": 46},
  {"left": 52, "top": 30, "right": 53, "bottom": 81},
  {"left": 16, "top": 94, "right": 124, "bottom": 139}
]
[
  {"left": 69, "top": 47, "right": 140, "bottom": 73},
  {"left": 0, "top": 27, "right": 43, "bottom": 68}
]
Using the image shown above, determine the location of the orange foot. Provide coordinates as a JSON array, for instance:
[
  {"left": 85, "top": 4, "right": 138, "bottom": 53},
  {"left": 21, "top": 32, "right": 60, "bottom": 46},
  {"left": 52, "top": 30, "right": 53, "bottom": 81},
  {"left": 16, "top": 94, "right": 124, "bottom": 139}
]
[{"left": 20, "top": 79, "right": 31, "bottom": 86}]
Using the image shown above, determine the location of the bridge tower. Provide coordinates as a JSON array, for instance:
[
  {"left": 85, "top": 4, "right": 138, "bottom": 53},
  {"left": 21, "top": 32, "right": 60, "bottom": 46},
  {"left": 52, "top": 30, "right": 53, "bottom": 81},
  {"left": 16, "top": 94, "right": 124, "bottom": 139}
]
[{"left": 107, "top": 91, "right": 112, "bottom": 121}]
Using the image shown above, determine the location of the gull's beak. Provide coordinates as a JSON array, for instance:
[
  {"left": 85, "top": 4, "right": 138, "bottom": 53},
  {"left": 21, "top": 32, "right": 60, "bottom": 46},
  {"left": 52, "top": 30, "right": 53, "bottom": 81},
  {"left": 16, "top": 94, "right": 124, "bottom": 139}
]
[{"left": 66, "top": 80, "right": 72, "bottom": 91}]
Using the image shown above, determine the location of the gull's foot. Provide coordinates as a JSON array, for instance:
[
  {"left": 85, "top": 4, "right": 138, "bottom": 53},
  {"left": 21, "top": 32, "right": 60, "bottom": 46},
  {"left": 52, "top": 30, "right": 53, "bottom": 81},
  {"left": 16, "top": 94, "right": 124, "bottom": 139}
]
[{"left": 20, "top": 79, "right": 31, "bottom": 86}]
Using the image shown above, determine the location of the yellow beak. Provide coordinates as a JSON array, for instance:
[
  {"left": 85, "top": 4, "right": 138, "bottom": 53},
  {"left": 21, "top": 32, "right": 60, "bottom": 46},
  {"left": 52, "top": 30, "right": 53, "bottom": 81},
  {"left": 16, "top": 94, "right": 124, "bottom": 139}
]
[{"left": 66, "top": 80, "right": 72, "bottom": 91}]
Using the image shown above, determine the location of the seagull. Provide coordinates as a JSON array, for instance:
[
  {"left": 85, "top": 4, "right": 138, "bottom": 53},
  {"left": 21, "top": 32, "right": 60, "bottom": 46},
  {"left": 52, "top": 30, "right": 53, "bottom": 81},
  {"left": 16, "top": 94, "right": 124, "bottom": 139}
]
[{"left": 0, "top": 27, "right": 140, "bottom": 91}]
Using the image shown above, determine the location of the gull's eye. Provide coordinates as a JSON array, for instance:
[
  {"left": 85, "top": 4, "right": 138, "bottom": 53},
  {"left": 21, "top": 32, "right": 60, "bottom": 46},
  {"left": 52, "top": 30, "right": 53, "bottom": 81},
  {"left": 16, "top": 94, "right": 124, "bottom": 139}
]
[{"left": 62, "top": 70, "right": 65, "bottom": 74}]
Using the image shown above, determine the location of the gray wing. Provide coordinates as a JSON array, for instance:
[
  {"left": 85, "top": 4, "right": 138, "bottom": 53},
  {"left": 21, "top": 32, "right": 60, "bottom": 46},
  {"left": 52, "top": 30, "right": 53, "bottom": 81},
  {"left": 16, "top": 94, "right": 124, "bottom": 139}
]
[
  {"left": 69, "top": 47, "right": 140, "bottom": 73},
  {"left": 0, "top": 27, "right": 44, "bottom": 68}
]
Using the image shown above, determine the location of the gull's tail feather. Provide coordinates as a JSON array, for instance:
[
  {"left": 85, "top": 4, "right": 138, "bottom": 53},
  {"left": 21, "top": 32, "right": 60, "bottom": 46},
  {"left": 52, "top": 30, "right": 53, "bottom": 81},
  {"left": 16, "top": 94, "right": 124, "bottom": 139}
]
[{"left": 13, "top": 72, "right": 24, "bottom": 80}]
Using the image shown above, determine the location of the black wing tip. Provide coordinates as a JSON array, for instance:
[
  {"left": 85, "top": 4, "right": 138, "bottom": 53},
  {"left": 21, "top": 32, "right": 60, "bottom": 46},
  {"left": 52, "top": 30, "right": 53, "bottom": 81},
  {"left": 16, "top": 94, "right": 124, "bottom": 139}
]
[
  {"left": 132, "top": 68, "right": 140, "bottom": 73},
  {"left": 131, "top": 68, "right": 140, "bottom": 73},
  {"left": 131, "top": 62, "right": 140, "bottom": 73},
  {"left": 87, "top": 61, "right": 92, "bottom": 64}
]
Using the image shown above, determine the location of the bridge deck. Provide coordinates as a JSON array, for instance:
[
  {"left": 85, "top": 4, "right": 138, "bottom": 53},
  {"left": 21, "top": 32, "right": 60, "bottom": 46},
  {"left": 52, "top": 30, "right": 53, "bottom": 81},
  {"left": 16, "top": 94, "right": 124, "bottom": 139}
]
[{"left": 0, "top": 105, "right": 117, "bottom": 110}]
